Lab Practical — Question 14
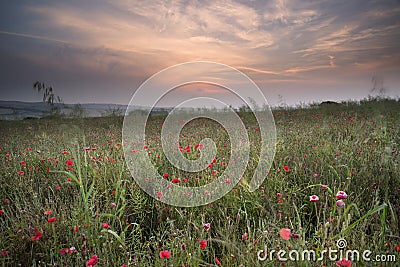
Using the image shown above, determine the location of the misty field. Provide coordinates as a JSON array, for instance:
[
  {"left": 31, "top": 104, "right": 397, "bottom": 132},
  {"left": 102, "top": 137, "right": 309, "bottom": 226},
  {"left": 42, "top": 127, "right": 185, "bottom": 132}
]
[{"left": 0, "top": 99, "right": 399, "bottom": 266}]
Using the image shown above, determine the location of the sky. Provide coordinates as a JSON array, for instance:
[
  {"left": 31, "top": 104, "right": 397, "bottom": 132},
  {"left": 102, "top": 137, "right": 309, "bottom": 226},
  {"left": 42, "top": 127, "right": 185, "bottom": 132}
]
[{"left": 0, "top": 0, "right": 399, "bottom": 107}]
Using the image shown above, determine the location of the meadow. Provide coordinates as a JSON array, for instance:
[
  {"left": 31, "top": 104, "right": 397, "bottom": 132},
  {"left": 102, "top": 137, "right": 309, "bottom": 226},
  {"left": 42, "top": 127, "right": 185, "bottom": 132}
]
[{"left": 0, "top": 98, "right": 399, "bottom": 266}]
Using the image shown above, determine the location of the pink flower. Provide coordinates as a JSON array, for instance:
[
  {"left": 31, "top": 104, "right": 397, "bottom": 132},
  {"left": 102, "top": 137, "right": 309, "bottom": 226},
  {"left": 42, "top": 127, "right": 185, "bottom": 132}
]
[
  {"left": 199, "top": 239, "right": 207, "bottom": 249},
  {"left": 44, "top": 209, "right": 52, "bottom": 215},
  {"left": 242, "top": 232, "right": 249, "bottom": 240},
  {"left": 86, "top": 255, "right": 98, "bottom": 267},
  {"left": 336, "top": 258, "right": 351, "bottom": 267},
  {"left": 65, "top": 160, "right": 73, "bottom": 166},
  {"left": 1, "top": 251, "right": 8, "bottom": 257},
  {"left": 163, "top": 173, "right": 169, "bottom": 178},
  {"left": 101, "top": 223, "right": 110, "bottom": 229},
  {"left": 17, "top": 171, "right": 24, "bottom": 175},
  {"left": 321, "top": 184, "right": 328, "bottom": 190},
  {"left": 203, "top": 223, "right": 211, "bottom": 231},
  {"left": 336, "top": 200, "right": 345, "bottom": 208},
  {"left": 159, "top": 250, "right": 171, "bottom": 259},
  {"left": 215, "top": 256, "right": 222, "bottom": 265},
  {"left": 279, "top": 228, "right": 291, "bottom": 240},
  {"left": 336, "top": 191, "right": 348, "bottom": 200},
  {"left": 309, "top": 195, "right": 319, "bottom": 202},
  {"left": 276, "top": 192, "right": 283, "bottom": 198}
]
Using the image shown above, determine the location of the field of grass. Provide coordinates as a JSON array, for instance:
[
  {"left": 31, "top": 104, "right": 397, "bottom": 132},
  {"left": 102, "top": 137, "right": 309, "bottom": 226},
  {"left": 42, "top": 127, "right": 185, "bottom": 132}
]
[{"left": 0, "top": 99, "right": 399, "bottom": 266}]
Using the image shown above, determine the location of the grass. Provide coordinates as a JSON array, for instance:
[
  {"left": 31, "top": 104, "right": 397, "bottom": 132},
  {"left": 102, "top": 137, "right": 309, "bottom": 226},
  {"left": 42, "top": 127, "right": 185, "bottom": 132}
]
[{"left": 0, "top": 98, "right": 399, "bottom": 266}]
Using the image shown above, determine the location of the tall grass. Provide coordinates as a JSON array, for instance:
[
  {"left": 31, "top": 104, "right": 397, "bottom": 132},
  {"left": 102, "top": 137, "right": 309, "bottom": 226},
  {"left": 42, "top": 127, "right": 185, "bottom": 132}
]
[{"left": 0, "top": 99, "right": 399, "bottom": 266}]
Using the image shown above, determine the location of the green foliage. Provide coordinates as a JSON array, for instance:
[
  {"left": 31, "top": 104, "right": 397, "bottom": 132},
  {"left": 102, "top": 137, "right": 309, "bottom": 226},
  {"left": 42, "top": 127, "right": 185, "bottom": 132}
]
[{"left": 0, "top": 99, "right": 399, "bottom": 266}]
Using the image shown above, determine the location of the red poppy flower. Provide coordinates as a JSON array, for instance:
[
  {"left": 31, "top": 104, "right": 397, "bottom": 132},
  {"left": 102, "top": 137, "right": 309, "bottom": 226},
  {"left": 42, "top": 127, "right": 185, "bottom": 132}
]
[
  {"left": 163, "top": 173, "right": 169, "bottom": 178},
  {"left": 283, "top": 165, "right": 290, "bottom": 172},
  {"left": 86, "top": 255, "right": 98, "bottom": 267},
  {"left": 65, "top": 160, "right": 73, "bottom": 166},
  {"left": 31, "top": 231, "right": 42, "bottom": 241},
  {"left": 159, "top": 250, "right": 171, "bottom": 259},
  {"left": 171, "top": 178, "right": 180, "bottom": 183},
  {"left": 215, "top": 256, "right": 222, "bottom": 265},
  {"left": 47, "top": 217, "right": 57, "bottom": 223},
  {"left": 101, "top": 223, "right": 110, "bottom": 229},
  {"left": 395, "top": 245, "right": 400, "bottom": 252},
  {"left": 199, "top": 239, "right": 207, "bottom": 249},
  {"left": 74, "top": 225, "right": 79, "bottom": 232},
  {"left": 0, "top": 210, "right": 3, "bottom": 215}
]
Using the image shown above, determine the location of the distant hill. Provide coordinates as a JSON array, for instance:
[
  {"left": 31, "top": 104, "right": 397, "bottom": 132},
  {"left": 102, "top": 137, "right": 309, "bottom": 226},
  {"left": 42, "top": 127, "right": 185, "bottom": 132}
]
[{"left": 0, "top": 101, "right": 128, "bottom": 120}]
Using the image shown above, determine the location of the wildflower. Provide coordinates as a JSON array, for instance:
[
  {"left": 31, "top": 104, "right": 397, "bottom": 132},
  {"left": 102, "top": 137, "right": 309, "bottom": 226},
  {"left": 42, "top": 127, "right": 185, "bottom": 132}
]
[
  {"left": 395, "top": 245, "right": 400, "bottom": 252},
  {"left": 163, "top": 173, "right": 169, "bottom": 178},
  {"left": 276, "top": 192, "right": 283, "bottom": 198},
  {"left": 242, "top": 232, "right": 249, "bottom": 240},
  {"left": 159, "top": 250, "right": 171, "bottom": 259},
  {"left": 199, "top": 239, "right": 207, "bottom": 249},
  {"left": 1, "top": 251, "right": 8, "bottom": 257},
  {"left": 31, "top": 231, "right": 42, "bottom": 241},
  {"left": 309, "top": 195, "right": 319, "bottom": 202},
  {"left": 74, "top": 226, "right": 79, "bottom": 232},
  {"left": 336, "top": 191, "right": 348, "bottom": 199},
  {"left": 47, "top": 217, "right": 57, "bottom": 223},
  {"left": 17, "top": 171, "right": 24, "bottom": 175},
  {"left": 44, "top": 210, "right": 52, "bottom": 215},
  {"left": 215, "top": 256, "right": 222, "bottom": 265},
  {"left": 292, "top": 233, "right": 300, "bottom": 241},
  {"left": 65, "top": 160, "right": 73, "bottom": 166},
  {"left": 0, "top": 210, "right": 3, "bottom": 215},
  {"left": 20, "top": 161, "right": 26, "bottom": 166},
  {"left": 171, "top": 178, "right": 180, "bottom": 183},
  {"left": 203, "top": 223, "right": 211, "bottom": 231},
  {"left": 4, "top": 198, "right": 9, "bottom": 204},
  {"left": 62, "top": 151, "right": 68, "bottom": 155},
  {"left": 283, "top": 165, "right": 290, "bottom": 172},
  {"left": 101, "top": 223, "right": 110, "bottom": 229},
  {"left": 336, "top": 200, "right": 345, "bottom": 208},
  {"left": 336, "top": 258, "right": 351, "bottom": 267},
  {"left": 194, "top": 143, "right": 203, "bottom": 150},
  {"left": 321, "top": 184, "right": 328, "bottom": 190},
  {"left": 86, "top": 255, "right": 98, "bottom": 267},
  {"left": 279, "top": 228, "right": 291, "bottom": 240}
]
